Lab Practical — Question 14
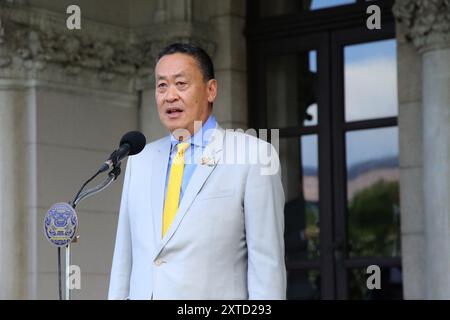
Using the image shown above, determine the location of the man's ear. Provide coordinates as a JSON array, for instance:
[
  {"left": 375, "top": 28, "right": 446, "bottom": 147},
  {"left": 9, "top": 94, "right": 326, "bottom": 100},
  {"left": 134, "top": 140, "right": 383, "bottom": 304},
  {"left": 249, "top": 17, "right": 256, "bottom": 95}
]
[{"left": 207, "top": 79, "right": 218, "bottom": 103}]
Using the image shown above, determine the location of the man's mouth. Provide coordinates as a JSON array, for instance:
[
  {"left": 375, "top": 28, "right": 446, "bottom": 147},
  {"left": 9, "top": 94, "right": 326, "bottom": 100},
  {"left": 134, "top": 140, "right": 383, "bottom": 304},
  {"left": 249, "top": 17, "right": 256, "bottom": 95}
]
[{"left": 166, "top": 107, "right": 184, "bottom": 119}]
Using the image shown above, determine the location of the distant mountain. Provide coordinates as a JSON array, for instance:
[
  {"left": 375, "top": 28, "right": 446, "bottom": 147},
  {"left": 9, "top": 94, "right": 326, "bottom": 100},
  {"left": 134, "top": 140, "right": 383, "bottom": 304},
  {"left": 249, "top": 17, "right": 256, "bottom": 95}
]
[
  {"left": 347, "top": 157, "right": 398, "bottom": 179},
  {"left": 303, "top": 167, "right": 318, "bottom": 176},
  {"left": 302, "top": 156, "right": 398, "bottom": 179}
]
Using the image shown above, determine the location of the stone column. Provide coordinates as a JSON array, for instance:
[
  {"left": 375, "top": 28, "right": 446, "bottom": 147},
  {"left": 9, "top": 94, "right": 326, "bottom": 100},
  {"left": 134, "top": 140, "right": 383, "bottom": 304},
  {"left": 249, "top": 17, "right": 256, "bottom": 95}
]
[
  {"left": 132, "top": 0, "right": 217, "bottom": 141},
  {"left": 210, "top": 0, "right": 247, "bottom": 129},
  {"left": 394, "top": 0, "right": 450, "bottom": 299},
  {"left": 0, "top": 12, "right": 32, "bottom": 299},
  {"left": 0, "top": 87, "right": 34, "bottom": 299}
]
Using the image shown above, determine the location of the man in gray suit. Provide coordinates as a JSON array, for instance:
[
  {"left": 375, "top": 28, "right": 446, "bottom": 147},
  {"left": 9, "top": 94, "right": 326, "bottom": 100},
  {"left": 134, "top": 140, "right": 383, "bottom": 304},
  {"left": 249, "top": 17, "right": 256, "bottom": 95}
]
[{"left": 108, "top": 43, "right": 286, "bottom": 299}]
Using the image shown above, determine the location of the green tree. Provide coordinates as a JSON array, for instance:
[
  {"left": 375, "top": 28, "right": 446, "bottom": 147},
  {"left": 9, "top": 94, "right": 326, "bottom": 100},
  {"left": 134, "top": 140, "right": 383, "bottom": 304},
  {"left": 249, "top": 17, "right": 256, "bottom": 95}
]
[
  {"left": 348, "top": 179, "right": 400, "bottom": 257},
  {"left": 347, "top": 179, "right": 400, "bottom": 298}
]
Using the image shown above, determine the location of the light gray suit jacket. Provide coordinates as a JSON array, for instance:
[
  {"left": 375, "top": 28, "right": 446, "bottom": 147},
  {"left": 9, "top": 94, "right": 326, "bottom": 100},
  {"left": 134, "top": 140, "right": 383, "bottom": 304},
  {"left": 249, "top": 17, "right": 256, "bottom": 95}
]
[{"left": 108, "top": 125, "right": 286, "bottom": 299}]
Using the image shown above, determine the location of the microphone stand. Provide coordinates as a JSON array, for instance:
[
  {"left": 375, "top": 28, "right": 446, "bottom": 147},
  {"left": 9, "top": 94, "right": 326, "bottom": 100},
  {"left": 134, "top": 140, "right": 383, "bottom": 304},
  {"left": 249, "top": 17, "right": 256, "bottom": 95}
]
[{"left": 62, "top": 163, "right": 121, "bottom": 300}]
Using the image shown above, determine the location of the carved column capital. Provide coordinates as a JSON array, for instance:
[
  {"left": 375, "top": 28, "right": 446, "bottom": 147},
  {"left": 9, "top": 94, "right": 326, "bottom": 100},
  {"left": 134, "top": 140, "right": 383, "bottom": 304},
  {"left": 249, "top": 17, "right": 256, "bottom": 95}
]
[{"left": 393, "top": 0, "right": 450, "bottom": 53}]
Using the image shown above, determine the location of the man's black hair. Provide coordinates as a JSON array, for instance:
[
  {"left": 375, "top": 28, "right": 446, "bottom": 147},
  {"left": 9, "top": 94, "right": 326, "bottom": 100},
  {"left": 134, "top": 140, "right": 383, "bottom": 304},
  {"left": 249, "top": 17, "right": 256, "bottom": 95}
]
[{"left": 156, "top": 43, "right": 215, "bottom": 81}]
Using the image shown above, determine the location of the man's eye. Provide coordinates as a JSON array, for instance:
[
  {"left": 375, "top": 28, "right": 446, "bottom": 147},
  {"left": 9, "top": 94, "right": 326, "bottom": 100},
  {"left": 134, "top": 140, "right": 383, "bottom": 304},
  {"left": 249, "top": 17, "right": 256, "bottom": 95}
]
[
  {"left": 176, "top": 82, "right": 187, "bottom": 87},
  {"left": 158, "top": 83, "right": 167, "bottom": 89}
]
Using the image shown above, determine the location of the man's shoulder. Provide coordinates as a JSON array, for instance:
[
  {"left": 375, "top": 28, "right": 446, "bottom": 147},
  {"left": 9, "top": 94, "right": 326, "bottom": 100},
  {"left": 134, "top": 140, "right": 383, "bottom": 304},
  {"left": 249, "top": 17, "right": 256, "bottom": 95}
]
[
  {"left": 146, "top": 135, "right": 170, "bottom": 151},
  {"left": 220, "top": 128, "right": 280, "bottom": 176},
  {"left": 130, "top": 135, "right": 169, "bottom": 161},
  {"left": 222, "top": 129, "right": 276, "bottom": 154}
]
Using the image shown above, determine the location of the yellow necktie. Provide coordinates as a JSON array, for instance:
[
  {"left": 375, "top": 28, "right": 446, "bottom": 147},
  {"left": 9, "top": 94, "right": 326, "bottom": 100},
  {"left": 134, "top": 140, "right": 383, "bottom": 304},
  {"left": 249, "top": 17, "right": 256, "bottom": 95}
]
[{"left": 162, "top": 142, "right": 190, "bottom": 237}]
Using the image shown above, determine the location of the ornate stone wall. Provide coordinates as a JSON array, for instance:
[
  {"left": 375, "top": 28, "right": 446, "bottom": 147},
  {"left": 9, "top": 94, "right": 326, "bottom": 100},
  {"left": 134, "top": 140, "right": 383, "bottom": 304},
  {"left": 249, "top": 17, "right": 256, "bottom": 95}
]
[{"left": 0, "top": 2, "right": 216, "bottom": 91}]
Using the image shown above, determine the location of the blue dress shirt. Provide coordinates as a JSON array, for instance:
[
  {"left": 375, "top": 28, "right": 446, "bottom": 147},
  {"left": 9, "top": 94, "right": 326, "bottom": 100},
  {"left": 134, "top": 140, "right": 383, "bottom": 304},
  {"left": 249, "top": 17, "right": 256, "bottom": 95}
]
[{"left": 164, "top": 114, "right": 217, "bottom": 202}]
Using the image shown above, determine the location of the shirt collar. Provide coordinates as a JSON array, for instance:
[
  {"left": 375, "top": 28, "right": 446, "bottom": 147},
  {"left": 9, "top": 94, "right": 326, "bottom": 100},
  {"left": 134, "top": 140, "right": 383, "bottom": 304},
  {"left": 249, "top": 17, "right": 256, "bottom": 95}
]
[{"left": 169, "top": 114, "right": 217, "bottom": 151}]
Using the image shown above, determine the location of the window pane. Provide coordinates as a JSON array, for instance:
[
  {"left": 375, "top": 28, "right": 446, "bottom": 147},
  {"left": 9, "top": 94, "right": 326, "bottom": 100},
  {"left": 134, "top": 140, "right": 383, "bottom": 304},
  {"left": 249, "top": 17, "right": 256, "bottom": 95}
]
[
  {"left": 348, "top": 267, "right": 403, "bottom": 299},
  {"left": 346, "top": 127, "right": 401, "bottom": 258},
  {"left": 282, "top": 135, "right": 320, "bottom": 262},
  {"left": 311, "top": 0, "right": 355, "bottom": 10},
  {"left": 344, "top": 39, "right": 398, "bottom": 122},
  {"left": 260, "top": 0, "right": 356, "bottom": 17},
  {"left": 287, "top": 269, "right": 321, "bottom": 299},
  {"left": 266, "top": 51, "right": 318, "bottom": 128}
]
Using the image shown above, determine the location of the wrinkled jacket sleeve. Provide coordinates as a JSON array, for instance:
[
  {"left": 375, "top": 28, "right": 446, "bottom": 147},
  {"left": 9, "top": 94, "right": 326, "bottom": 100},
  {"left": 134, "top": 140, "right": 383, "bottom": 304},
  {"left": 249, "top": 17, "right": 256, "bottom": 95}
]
[{"left": 244, "top": 141, "right": 287, "bottom": 299}]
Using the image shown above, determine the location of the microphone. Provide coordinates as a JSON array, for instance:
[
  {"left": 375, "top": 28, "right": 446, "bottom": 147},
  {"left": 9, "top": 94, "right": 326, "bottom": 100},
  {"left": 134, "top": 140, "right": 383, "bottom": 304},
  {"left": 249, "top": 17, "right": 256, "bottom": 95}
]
[{"left": 99, "top": 131, "right": 146, "bottom": 173}]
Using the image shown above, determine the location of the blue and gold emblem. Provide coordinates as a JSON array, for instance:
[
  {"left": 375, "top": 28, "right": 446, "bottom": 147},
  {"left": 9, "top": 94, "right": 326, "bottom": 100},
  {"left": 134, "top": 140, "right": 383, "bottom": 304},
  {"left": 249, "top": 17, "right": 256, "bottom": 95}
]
[{"left": 44, "top": 202, "right": 78, "bottom": 247}]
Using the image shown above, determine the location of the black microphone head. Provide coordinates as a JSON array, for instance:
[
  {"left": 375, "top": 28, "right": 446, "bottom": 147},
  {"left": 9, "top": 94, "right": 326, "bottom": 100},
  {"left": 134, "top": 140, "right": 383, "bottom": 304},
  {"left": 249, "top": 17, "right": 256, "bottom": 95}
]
[{"left": 119, "top": 131, "right": 146, "bottom": 156}]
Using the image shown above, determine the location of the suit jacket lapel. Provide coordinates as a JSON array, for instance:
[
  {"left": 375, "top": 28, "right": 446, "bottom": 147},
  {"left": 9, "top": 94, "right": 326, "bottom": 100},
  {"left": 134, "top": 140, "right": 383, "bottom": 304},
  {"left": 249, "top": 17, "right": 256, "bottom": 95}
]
[
  {"left": 151, "top": 136, "right": 171, "bottom": 244},
  {"left": 154, "top": 126, "right": 225, "bottom": 259}
]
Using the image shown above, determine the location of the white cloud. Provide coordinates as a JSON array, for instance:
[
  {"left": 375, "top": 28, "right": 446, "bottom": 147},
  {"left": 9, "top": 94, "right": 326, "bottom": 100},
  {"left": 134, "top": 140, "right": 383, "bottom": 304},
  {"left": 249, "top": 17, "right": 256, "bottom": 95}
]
[{"left": 345, "top": 57, "right": 398, "bottom": 122}]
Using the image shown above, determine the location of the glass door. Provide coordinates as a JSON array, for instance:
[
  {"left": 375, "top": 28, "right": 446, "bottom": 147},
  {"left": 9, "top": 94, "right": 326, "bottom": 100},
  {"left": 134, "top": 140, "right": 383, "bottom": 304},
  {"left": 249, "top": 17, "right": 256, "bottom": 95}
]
[{"left": 248, "top": 3, "right": 402, "bottom": 299}]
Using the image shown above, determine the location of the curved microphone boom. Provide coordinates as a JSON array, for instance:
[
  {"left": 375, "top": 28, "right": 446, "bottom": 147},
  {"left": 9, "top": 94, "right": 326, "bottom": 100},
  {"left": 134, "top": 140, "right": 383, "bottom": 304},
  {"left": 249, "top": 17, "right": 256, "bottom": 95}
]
[
  {"left": 44, "top": 130, "right": 146, "bottom": 300},
  {"left": 99, "top": 131, "right": 146, "bottom": 173}
]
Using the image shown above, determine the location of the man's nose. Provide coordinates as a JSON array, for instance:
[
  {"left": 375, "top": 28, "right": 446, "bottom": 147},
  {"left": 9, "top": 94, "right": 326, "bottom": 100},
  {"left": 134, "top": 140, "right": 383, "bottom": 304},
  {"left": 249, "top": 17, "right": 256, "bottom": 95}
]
[{"left": 164, "top": 85, "right": 179, "bottom": 102}]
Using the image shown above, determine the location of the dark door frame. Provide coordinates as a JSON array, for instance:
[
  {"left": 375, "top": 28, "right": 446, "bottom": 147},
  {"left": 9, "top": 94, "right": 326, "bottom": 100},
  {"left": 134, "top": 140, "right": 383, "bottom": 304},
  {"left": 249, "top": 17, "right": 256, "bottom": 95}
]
[{"left": 247, "top": 0, "right": 400, "bottom": 299}]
